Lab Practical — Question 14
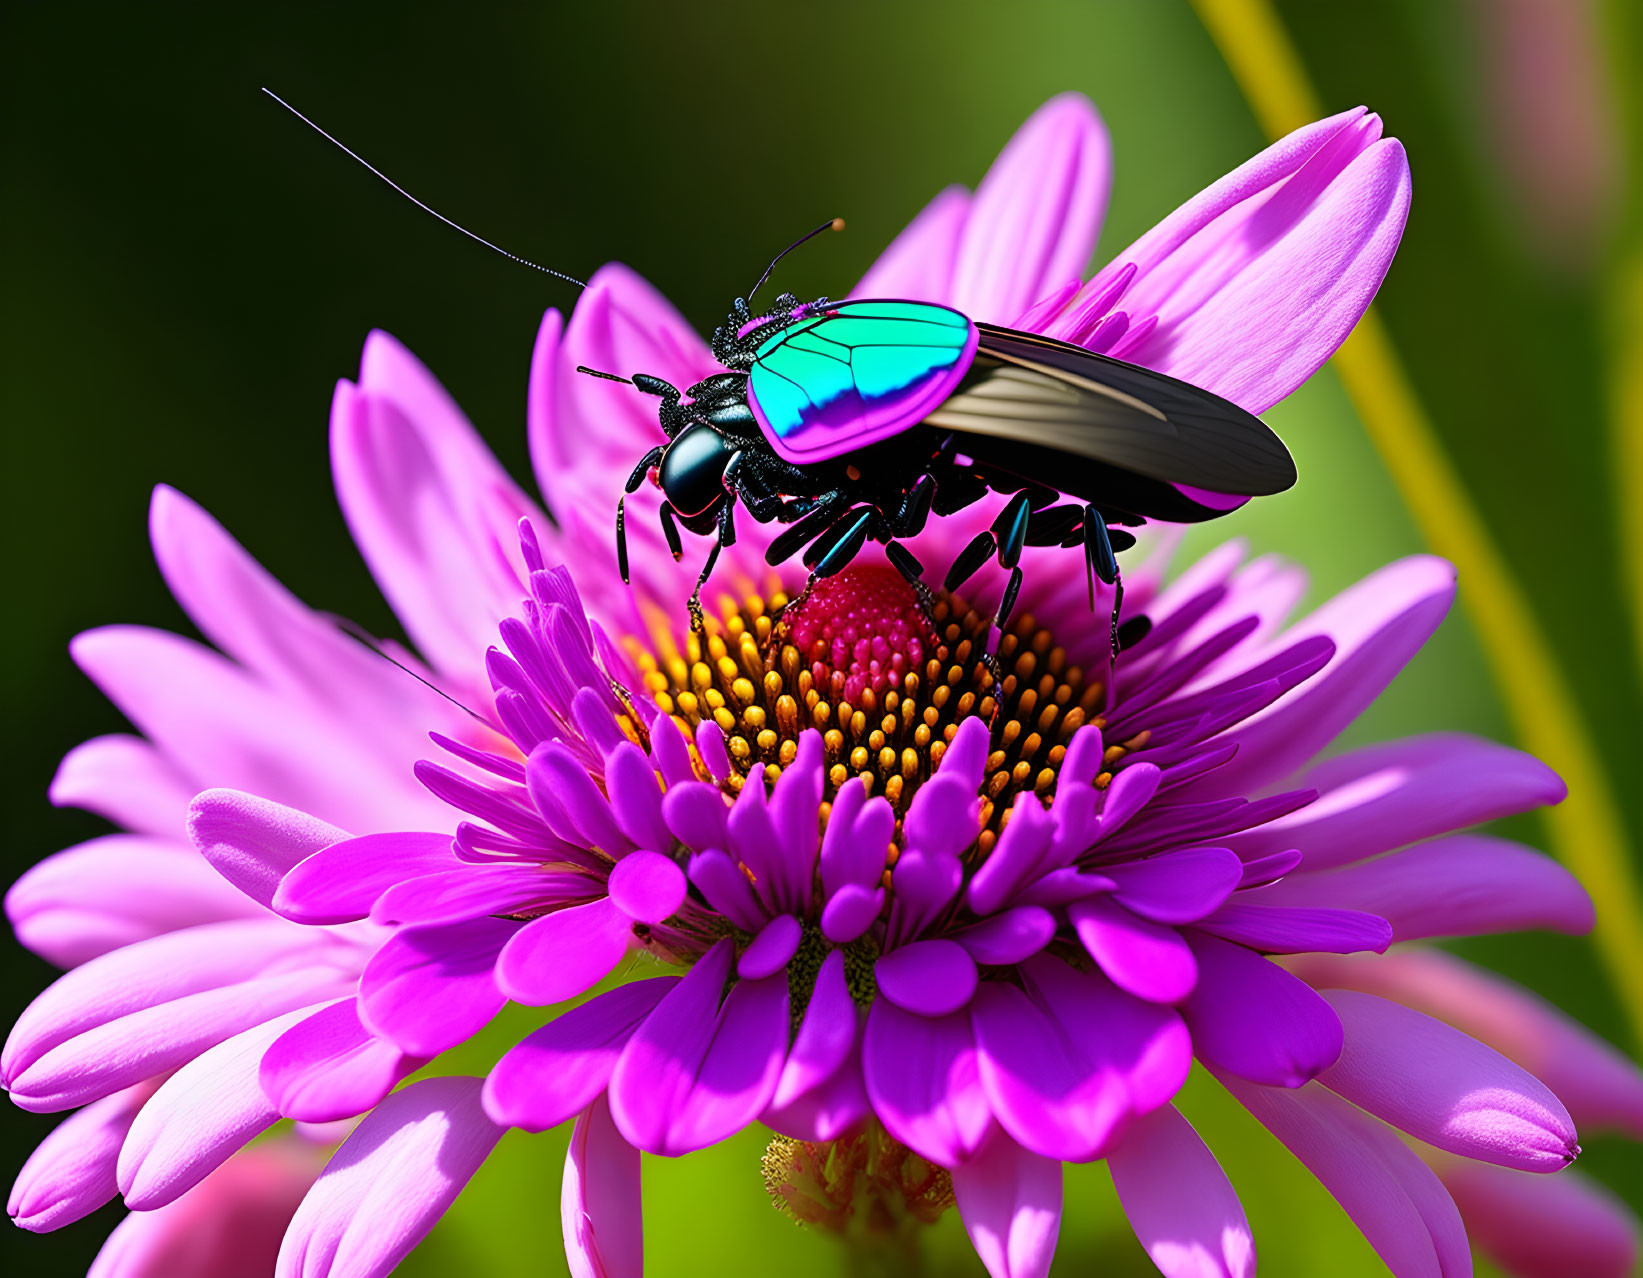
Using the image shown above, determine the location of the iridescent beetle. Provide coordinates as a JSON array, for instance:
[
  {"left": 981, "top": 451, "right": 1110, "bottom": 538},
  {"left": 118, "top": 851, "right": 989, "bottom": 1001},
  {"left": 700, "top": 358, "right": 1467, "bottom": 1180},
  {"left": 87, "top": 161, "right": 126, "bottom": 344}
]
[
  {"left": 263, "top": 96, "right": 1296, "bottom": 653},
  {"left": 599, "top": 221, "right": 1296, "bottom": 650}
]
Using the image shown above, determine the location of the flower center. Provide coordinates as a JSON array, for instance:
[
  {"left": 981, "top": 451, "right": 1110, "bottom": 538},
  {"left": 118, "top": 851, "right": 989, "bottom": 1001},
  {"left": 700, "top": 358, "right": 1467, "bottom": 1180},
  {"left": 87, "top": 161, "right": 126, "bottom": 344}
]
[{"left": 625, "top": 565, "right": 1145, "bottom": 852}]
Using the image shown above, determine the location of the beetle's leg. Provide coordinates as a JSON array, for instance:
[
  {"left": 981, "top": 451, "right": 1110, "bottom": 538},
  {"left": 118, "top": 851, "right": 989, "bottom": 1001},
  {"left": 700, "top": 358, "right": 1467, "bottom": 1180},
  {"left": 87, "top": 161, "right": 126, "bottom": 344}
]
[
  {"left": 811, "top": 508, "right": 875, "bottom": 578},
  {"left": 625, "top": 446, "right": 666, "bottom": 494},
  {"left": 1024, "top": 503, "right": 1083, "bottom": 547},
  {"left": 944, "top": 531, "right": 997, "bottom": 593},
  {"left": 886, "top": 474, "right": 936, "bottom": 538},
  {"left": 685, "top": 502, "right": 737, "bottom": 633},
  {"left": 1082, "top": 506, "right": 1126, "bottom": 658},
  {"left": 993, "top": 493, "right": 1032, "bottom": 570},
  {"left": 616, "top": 497, "right": 630, "bottom": 584},
  {"left": 658, "top": 503, "right": 685, "bottom": 562},
  {"left": 765, "top": 492, "right": 851, "bottom": 566}
]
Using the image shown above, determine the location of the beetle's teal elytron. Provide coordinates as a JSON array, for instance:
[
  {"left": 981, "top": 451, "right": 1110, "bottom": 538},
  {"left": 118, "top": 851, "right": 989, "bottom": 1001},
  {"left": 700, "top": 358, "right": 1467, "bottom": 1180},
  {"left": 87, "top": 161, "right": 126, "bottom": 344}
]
[{"left": 607, "top": 221, "right": 1297, "bottom": 653}]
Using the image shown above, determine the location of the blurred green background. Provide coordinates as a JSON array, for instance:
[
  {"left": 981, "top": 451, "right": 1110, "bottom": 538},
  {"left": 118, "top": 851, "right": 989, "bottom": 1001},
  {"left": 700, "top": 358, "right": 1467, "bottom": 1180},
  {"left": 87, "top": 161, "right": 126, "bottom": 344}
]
[{"left": 3, "top": 1, "right": 1640, "bottom": 1274}]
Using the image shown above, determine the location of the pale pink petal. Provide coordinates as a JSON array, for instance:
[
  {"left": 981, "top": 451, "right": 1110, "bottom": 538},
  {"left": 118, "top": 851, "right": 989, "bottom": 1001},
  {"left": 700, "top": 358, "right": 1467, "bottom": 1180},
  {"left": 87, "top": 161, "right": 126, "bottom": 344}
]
[
  {"left": 851, "top": 186, "right": 971, "bottom": 299},
  {"left": 1253, "top": 834, "right": 1593, "bottom": 940},
  {"left": 1289, "top": 949, "right": 1643, "bottom": 1138},
  {"left": 332, "top": 331, "right": 542, "bottom": 681},
  {"left": 187, "top": 789, "right": 350, "bottom": 910},
  {"left": 952, "top": 1128, "right": 1063, "bottom": 1278},
  {"left": 119, "top": 1004, "right": 324, "bottom": 1208},
  {"left": 1227, "top": 734, "right": 1566, "bottom": 870},
  {"left": 6, "top": 836, "right": 263, "bottom": 968},
  {"left": 1437, "top": 1159, "right": 1637, "bottom": 1278},
  {"left": 562, "top": 1095, "right": 643, "bottom": 1278},
  {"left": 946, "top": 93, "right": 1110, "bottom": 322},
  {"left": 1204, "top": 556, "right": 1457, "bottom": 796},
  {"left": 1223, "top": 1076, "right": 1470, "bottom": 1278},
  {"left": 8, "top": 1084, "right": 148, "bottom": 1232},
  {"left": 1108, "top": 1105, "right": 1255, "bottom": 1278},
  {"left": 276, "top": 1076, "right": 502, "bottom": 1278},
  {"left": 1096, "top": 108, "right": 1410, "bottom": 414},
  {"left": 69, "top": 626, "right": 449, "bottom": 832},
  {"left": 50, "top": 734, "right": 194, "bottom": 837},
  {"left": 90, "top": 1143, "right": 319, "bottom": 1278},
  {"left": 274, "top": 831, "right": 461, "bottom": 925},
  {"left": 1318, "top": 991, "right": 1577, "bottom": 1171}
]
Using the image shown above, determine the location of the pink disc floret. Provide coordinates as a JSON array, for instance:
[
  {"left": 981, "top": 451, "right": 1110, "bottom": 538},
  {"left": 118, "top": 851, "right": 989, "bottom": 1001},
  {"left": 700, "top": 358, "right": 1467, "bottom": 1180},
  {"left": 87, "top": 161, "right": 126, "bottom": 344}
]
[{"left": 785, "top": 565, "right": 937, "bottom": 704}]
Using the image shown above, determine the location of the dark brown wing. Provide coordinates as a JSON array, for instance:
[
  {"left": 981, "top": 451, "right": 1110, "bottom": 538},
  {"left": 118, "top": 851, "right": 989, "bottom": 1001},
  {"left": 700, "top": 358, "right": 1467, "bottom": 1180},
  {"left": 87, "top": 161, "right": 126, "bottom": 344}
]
[{"left": 921, "top": 323, "right": 1296, "bottom": 497}]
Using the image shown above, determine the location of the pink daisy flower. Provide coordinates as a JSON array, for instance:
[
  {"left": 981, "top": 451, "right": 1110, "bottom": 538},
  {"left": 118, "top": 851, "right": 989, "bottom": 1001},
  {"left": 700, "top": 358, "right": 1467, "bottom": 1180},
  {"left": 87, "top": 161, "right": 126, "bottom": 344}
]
[{"left": 6, "top": 95, "right": 1639, "bottom": 1278}]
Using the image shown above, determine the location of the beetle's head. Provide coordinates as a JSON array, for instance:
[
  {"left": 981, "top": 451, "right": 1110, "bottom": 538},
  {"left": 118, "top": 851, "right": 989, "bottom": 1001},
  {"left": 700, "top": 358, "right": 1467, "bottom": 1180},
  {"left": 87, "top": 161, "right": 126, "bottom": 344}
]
[{"left": 657, "top": 421, "right": 738, "bottom": 520}]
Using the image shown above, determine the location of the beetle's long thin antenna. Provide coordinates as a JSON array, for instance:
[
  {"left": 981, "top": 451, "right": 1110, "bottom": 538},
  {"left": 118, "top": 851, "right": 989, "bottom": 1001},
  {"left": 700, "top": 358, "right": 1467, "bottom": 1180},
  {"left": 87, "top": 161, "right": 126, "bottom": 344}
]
[
  {"left": 576, "top": 366, "right": 633, "bottom": 384},
  {"left": 326, "top": 613, "right": 505, "bottom": 732},
  {"left": 262, "top": 87, "right": 587, "bottom": 290},
  {"left": 746, "top": 217, "right": 844, "bottom": 306}
]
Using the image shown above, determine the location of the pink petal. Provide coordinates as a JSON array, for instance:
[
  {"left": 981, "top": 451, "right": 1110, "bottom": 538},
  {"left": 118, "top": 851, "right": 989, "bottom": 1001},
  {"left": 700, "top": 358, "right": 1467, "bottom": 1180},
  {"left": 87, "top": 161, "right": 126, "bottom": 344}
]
[
  {"left": 273, "top": 831, "right": 461, "bottom": 925},
  {"left": 261, "top": 998, "right": 428, "bottom": 1124},
  {"left": 332, "top": 332, "right": 541, "bottom": 681},
  {"left": 68, "top": 625, "right": 448, "bottom": 833},
  {"left": 1105, "top": 846, "right": 1245, "bottom": 924},
  {"left": 8, "top": 1085, "right": 147, "bottom": 1232},
  {"left": 118, "top": 1005, "right": 320, "bottom": 1208},
  {"left": 1227, "top": 733, "right": 1566, "bottom": 870},
  {"left": 770, "top": 950, "right": 857, "bottom": 1110},
  {"left": 50, "top": 734, "right": 194, "bottom": 837},
  {"left": 738, "top": 913, "right": 803, "bottom": 980},
  {"left": 90, "top": 1143, "right": 319, "bottom": 1278},
  {"left": 1107, "top": 1105, "right": 1256, "bottom": 1278},
  {"left": 494, "top": 898, "right": 632, "bottom": 1006},
  {"left": 1069, "top": 895, "right": 1198, "bottom": 1004},
  {"left": 1194, "top": 903, "right": 1392, "bottom": 954},
  {"left": 952, "top": 1129, "right": 1063, "bottom": 1278},
  {"left": 358, "top": 917, "right": 519, "bottom": 1055},
  {"left": 606, "top": 850, "right": 687, "bottom": 925},
  {"left": 275, "top": 1076, "right": 502, "bottom": 1278},
  {"left": 1108, "top": 109, "right": 1410, "bottom": 414},
  {"left": 1318, "top": 990, "right": 1577, "bottom": 1171},
  {"left": 484, "top": 979, "right": 676, "bottom": 1133},
  {"left": 1180, "top": 931, "right": 1342, "bottom": 1087},
  {"left": 1204, "top": 556, "right": 1457, "bottom": 797},
  {"left": 876, "top": 939, "right": 979, "bottom": 1016},
  {"left": 862, "top": 1001, "right": 993, "bottom": 1166},
  {"left": 852, "top": 185, "right": 971, "bottom": 300},
  {"left": 1292, "top": 948, "right": 1643, "bottom": 1139},
  {"left": 609, "top": 941, "right": 788, "bottom": 1155},
  {"left": 1252, "top": 834, "right": 1593, "bottom": 941},
  {"left": 372, "top": 864, "right": 590, "bottom": 927},
  {"left": 563, "top": 1095, "right": 643, "bottom": 1278},
  {"left": 947, "top": 93, "right": 1111, "bottom": 323},
  {"left": 3, "top": 918, "right": 329, "bottom": 1086},
  {"left": 1437, "top": 1160, "right": 1637, "bottom": 1278},
  {"left": 952, "top": 907, "right": 1057, "bottom": 967},
  {"left": 187, "top": 789, "right": 350, "bottom": 910},
  {"left": 6, "top": 836, "right": 263, "bottom": 968},
  {"left": 1222, "top": 1076, "right": 1470, "bottom": 1278},
  {"left": 972, "top": 958, "right": 1189, "bottom": 1162}
]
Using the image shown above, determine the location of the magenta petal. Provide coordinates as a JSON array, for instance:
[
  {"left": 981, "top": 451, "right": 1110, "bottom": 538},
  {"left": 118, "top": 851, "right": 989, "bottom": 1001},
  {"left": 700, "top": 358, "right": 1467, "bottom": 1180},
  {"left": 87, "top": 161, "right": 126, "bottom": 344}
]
[
  {"left": 1195, "top": 903, "right": 1392, "bottom": 955},
  {"left": 495, "top": 899, "right": 631, "bottom": 1007},
  {"left": 686, "top": 848, "right": 767, "bottom": 933},
  {"left": 1070, "top": 896, "right": 1198, "bottom": 1005},
  {"left": 1319, "top": 990, "right": 1577, "bottom": 1171},
  {"left": 563, "top": 1095, "right": 643, "bottom": 1278},
  {"left": 1253, "top": 834, "right": 1594, "bottom": 941},
  {"left": 821, "top": 882, "right": 885, "bottom": 944},
  {"left": 1228, "top": 733, "right": 1566, "bottom": 870},
  {"left": 607, "top": 851, "right": 687, "bottom": 925},
  {"left": 764, "top": 1043, "right": 871, "bottom": 1144},
  {"left": 953, "top": 907, "right": 1056, "bottom": 967},
  {"left": 276, "top": 1075, "right": 503, "bottom": 1278},
  {"left": 771, "top": 951, "right": 856, "bottom": 1109},
  {"left": 948, "top": 93, "right": 1111, "bottom": 324},
  {"left": 1181, "top": 931, "right": 1343, "bottom": 1087},
  {"left": 358, "top": 917, "right": 519, "bottom": 1056},
  {"left": 372, "top": 865, "right": 590, "bottom": 927},
  {"left": 274, "top": 832, "right": 460, "bottom": 925},
  {"left": 1439, "top": 1162, "right": 1637, "bottom": 1278},
  {"left": 1104, "top": 846, "right": 1244, "bottom": 925},
  {"left": 187, "top": 790, "right": 350, "bottom": 909},
  {"left": 876, "top": 940, "right": 978, "bottom": 1017},
  {"left": 485, "top": 979, "right": 676, "bottom": 1133},
  {"left": 863, "top": 1001, "right": 992, "bottom": 1165},
  {"left": 952, "top": 1129, "right": 1063, "bottom": 1278},
  {"left": 1108, "top": 1105, "right": 1255, "bottom": 1278},
  {"left": 663, "top": 972, "right": 789, "bottom": 1154},
  {"left": 262, "top": 999, "right": 427, "bottom": 1124},
  {"left": 739, "top": 914, "right": 802, "bottom": 980},
  {"left": 1223, "top": 1076, "right": 1470, "bottom": 1278},
  {"left": 7, "top": 1086, "right": 145, "bottom": 1232}
]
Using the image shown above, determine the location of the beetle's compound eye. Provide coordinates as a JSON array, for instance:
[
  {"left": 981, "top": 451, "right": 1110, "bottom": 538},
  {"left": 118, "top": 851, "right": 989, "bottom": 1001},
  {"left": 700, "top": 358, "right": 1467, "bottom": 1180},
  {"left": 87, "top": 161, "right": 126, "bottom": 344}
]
[{"left": 658, "top": 425, "right": 739, "bottom": 518}]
